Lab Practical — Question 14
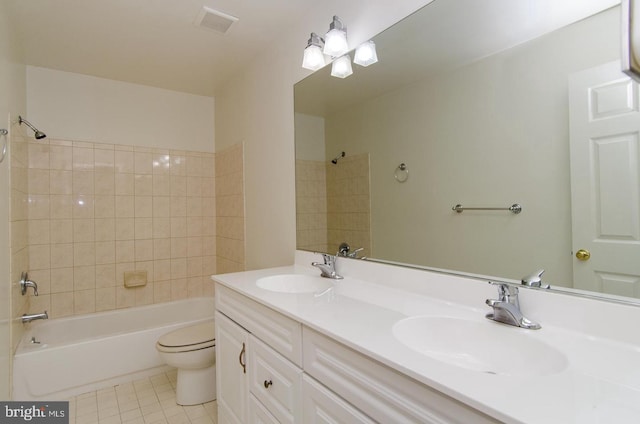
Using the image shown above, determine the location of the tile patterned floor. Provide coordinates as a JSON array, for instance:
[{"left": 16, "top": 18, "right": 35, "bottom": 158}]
[{"left": 68, "top": 370, "right": 218, "bottom": 424}]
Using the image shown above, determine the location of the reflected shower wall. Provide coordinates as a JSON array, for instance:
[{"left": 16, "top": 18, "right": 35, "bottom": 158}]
[{"left": 326, "top": 153, "right": 371, "bottom": 258}]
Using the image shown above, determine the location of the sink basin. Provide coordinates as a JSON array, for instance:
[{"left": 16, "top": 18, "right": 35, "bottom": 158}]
[
  {"left": 392, "top": 316, "right": 568, "bottom": 377},
  {"left": 256, "top": 274, "right": 333, "bottom": 294}
]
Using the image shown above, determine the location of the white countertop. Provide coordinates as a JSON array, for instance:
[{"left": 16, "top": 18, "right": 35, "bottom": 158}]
[{"left": 211, "top": 251, "right": 640, "bottom": 424}]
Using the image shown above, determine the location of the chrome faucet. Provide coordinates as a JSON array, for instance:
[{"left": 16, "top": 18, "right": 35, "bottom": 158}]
[
  {"left": 485, "top": 282, "right": 540, "bottom": 330},
  {"left": 312, "top": 253, "right": 343, "bottom": 279},
  {"left": 521, "top": 269, "right": 550, "bottom": 289},
  {"left": 337, "top": 242, "right": 364, "bottom": 259},
  {"left": 19, "top": 272, "right": 39, "bottom": 296},
  {"left": 21, "top": 311, "right": 48, "bottom": 324}
]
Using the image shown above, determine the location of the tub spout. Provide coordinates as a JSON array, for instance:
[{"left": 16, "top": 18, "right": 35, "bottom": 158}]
[{"left": 22, "top": 311, "right": 48, "bottom": 324}]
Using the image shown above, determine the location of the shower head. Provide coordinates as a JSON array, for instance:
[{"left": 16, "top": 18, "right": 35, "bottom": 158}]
[
  {"left": 331, "top": 151, "right": 345, "bottom": 164},
  {"left": 18, "top": 116, "right": 47, "bottom": 140}
]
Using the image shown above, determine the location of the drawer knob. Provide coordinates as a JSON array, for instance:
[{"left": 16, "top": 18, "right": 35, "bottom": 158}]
[{"left": 263, "top": 379, "right": 273, "bottom": 389}]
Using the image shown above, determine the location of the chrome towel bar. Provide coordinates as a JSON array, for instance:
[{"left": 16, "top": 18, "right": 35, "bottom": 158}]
[{"left": 452, "top": 203, "right": 522, "bottom": 214}]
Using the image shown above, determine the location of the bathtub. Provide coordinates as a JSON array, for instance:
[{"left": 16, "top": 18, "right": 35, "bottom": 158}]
[{"left": 13, "top": 297, "right": 215, "bottom": 401}]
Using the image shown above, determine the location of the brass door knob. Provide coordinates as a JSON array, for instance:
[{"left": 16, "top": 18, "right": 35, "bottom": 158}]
[{"left": 576, "top": 249, "right": 591, "bottom": 261}]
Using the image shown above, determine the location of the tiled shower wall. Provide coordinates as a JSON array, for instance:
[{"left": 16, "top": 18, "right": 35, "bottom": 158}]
[
  {"left": 326, "top": 154, "right": 371, "bottom": 257},
  {"left": 23, "top": 138, "right": 217, "bottom": 318},
  {"left": 295, "top": 159, "right": 328, "bottom": 253},
  {"left": 215, "top": 144, "right": 245, "bottom": 273}
]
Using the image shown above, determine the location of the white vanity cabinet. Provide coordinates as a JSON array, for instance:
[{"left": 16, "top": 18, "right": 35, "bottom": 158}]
[
  {"left": 215, "top": 283, "right": 499, "bottom": 424},
  {"left": 215, "top": 285, "right": 303, "bottom": 424}
]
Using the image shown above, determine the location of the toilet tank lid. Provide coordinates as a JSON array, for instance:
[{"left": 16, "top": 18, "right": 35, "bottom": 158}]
[{"left": 158, "top": 321, "right": 215, "bottom": 347}]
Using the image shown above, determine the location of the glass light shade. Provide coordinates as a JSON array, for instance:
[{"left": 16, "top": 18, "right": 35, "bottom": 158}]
[
  {"left": 323, "top": 28, "right": 349, "bottom": 57},
  {"left": 331, "top": 55, "right": 353, "bottom": 78},
  {"left": 354, "top": 40, "right": 378, "bottom": 67},
  {"left": 302, "top": 44, "right": 325, "bottom": 71}
]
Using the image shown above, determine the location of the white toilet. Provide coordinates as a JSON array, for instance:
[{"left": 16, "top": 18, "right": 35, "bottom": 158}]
[{"left": 156, "top": 321, "right": 216, "bottom": 405}]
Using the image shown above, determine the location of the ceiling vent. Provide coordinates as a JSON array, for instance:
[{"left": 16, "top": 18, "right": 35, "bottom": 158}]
[{"left": 195, "top": 7, "right": 238, "bottom": 34}]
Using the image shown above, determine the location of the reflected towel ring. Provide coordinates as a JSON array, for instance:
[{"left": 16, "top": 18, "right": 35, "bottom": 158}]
[
  {"left": 0, "top": 129, "right": 7, "bottom": 164},
  {"left": 394, "top": 162, "right": 408, "bottom": 182}
]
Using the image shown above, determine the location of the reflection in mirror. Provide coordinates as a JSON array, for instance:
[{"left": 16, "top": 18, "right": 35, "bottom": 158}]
[{"left": 294, "top": 0, "right": 640, "bottom": 303}]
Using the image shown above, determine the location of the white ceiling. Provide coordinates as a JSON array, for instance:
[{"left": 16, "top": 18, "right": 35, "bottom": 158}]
[{"left": 6, "top": 0, "right": 317, "bottom": 97}]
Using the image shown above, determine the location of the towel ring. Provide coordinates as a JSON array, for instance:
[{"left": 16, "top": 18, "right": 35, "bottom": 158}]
[
  {"left": 0, "top": 129, "right": 7, "bottom": 164},
  {"left": 394, "top": 163, "right": 408, "bottom": 182}
]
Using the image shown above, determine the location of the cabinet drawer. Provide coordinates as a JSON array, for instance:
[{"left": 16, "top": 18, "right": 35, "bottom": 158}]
[
  {"left": 248, "top": 335, "right": 302, "bottom": 424},
  {"left": 216, "top": 284, "right": 303, "bottom": 366},
  {"left": 302, "top": 375, "right": 375, "bottom": 424},
  {"left": 303, "top": 327, "right": 499, "bottom": 424},
  {"left": 248, "top": 394, "right": 279, "bottom": 424}
]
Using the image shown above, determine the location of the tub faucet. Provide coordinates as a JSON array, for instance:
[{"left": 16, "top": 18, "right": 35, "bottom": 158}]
[
  {"left": 521, "top": 269, "right": 550, "bottom": 289},
  {"left": 19, "top": 272, "right": 38, "bottom": 296},
  {"left": 312, "top": 253, "right": 343, "bottom": 279},
  {"left": 485, "top": 282, "right": 540, "bottom": 330},
  {"left": 22, "top": 311, "right": 48, "bottom": 324}
]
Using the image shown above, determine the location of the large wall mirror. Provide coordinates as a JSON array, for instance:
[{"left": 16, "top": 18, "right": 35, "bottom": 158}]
[{"left": 294, "top": 0, "right": 640, "bottom": 303}]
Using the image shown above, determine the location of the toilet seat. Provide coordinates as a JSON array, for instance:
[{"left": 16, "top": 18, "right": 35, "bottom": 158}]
[{"left": 156, "top": 321, "right": 215, "bottom": 353}]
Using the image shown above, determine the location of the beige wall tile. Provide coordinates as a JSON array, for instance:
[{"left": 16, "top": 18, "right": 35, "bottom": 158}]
[
  {"left": 134, "top": 218, "right": 153, "bottom": 239},
  {"left": 51, "top": 243, "right": 74, "bottom": 269},
  {"left": 96, "top": 287, "right": 116, "bottom": 311},
  {"left": 50, "top": 267, "right": 74, "bottom": 293},
  {"left": 114, "top": 150, "right": 134, "bottom": 173},
  {"left": 153, "top": 238, "right": 171, "bottom": 260},
  {"left": 134, "top": 175, "right": 153, "bottom": 196},
  {"left": 50, "top": 170, "right": 73, "bottom": 195},
  {"left": 73, "top": 147, "right": 94, "bottom": 171},
  {"left": 94, "top": 149, "right": 115, "bottom": 170},
  {"left": 74, "top": 289, "right": 96, "bottom": 315},
  {"left": 95, "top": 264, "right": 116, "bottom": 288},
  {"left": 50, "top": 145, "right": 73, "bottom": 170},
  {"left": 51, "top": 292, "right": 74, "bottom": 318},
  {"left": 115, "top": 173, "right": 134, "bottom": 195},
  {"left": 95, "top": 218, "right": 116, "bottom": 241},
  {"left": 154, "top": 281, "right": 171, "bottom": 303},
  {"left": 95, "top": 196, "right": 115, "bottom": 218},
  {"left": 72, "top": 195, "right": 94, "bottom": 219},
  {"left": 74, "top": 265, "right": 96, "bottom": 290}
]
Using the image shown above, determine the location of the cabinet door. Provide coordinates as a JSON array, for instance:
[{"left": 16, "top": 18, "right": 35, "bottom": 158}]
[{"left": 216, "top": 311, "right": 250, "bottom": 424}]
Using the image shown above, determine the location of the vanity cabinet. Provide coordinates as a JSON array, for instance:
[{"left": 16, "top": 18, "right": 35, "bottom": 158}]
[
  {"left": 215, "top": 283, "right": 498, "bottom": 424},
  {"left": 216, "top": 286, "right": 303, "bottom": 424}
]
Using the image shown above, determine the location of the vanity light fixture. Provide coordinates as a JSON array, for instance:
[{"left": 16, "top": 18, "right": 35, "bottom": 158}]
[
  {"left": 331, "top": 54, "right": 353, "bottom": 78},
  {"left": 354, "top": 40, "right": 378, "bottom": 67},
  {"left": 302, "top": 32, "right": 326, "bottom": 71},
  {"left": 323, "top": 16, "right": 349, "bottom": 57}
]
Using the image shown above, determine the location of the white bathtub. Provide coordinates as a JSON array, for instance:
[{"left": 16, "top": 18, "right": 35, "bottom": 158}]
[{"left": 13, "top": 297, "right": 215, "bottom": 401}]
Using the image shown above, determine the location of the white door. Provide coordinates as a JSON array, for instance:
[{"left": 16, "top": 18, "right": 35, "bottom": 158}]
[
  {"left": 216, "top": 311, "right": 250, "bottom": 424},
  {"left": 569, "top": 60, "right": 640, "bottom": 297}
]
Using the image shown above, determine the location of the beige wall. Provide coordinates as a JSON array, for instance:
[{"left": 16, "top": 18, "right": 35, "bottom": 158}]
[
  {"left": 23, "top": 138, "right": 216, "bottom": 318},
  {"left": 26, "top": 66, "right": 215, "bottom": 152},
  {"left": 0, "top": 0, "right": 26, "bottom": 399},
  {"left": 295, "top": 159, "right": 327, "bottom": 253},
  {"left": 215, "top": 0, "right": 432, "bottom": 270},
  {"left": 324, "top": 7, "right": 620, "bottom": 285}
]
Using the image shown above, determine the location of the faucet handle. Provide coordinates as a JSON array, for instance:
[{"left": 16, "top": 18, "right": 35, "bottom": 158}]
[
  {"left": 488, "top": 281, "right": 519, "bottom": 305},
  {"left": 521, "top": 269, "right": 550, "bottom": 289}
]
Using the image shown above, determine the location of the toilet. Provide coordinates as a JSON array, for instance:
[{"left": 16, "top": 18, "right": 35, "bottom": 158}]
[{"left": 156, "top": 321, "right": 216, "bottom": 405}]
